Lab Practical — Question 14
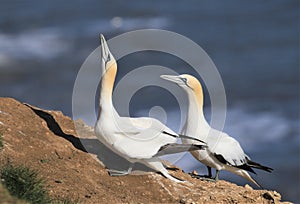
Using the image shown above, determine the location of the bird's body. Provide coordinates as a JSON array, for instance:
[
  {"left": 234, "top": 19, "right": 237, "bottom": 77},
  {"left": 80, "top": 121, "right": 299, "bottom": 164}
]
[
  {"left": 161, "top": 74, "right": 273, "bottom": 187},
  {"left": 94, "top": 35, "right": 206, "bottom": 182}
]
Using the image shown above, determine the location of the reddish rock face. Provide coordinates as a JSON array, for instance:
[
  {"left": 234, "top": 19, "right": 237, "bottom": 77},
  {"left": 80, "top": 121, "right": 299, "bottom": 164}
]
[{"left": 0, "top": 98, "right": 287, "bottom": 203}]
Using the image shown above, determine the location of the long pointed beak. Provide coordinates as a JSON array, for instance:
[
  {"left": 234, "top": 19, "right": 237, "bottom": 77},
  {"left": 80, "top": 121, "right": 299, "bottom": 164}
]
[
  {"left": 100, "top": 34, "right": 113, "bottom": 65},
  {"left": 160, "top": 75, "right": 182, "bottom": 84}
]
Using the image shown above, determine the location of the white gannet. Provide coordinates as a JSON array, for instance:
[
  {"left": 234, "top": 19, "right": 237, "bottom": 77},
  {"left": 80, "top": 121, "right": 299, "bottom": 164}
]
[
  {"left": 161, "top": 74, "right": 273, "bottom": 187},
  {"left": 94, "top": 35, "right": 207, "bottom": 182}
]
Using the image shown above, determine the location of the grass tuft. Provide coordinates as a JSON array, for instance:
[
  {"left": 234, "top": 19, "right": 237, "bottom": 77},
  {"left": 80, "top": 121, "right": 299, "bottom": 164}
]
[
  {"left": 0, "top": 164, "right": 51, "bottom": 204},
  {"left": 0, "top": 182, "right": 24, "bottom": 203}
]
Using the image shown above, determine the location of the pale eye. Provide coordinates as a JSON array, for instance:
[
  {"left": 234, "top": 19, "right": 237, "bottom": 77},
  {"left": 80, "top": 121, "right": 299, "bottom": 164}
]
[{"left": 181, "top": 78, "right": 187, "bottom": 83}]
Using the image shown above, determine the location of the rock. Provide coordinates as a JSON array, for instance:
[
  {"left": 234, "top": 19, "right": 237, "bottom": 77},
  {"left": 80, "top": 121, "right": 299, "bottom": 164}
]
[
  {"left": 263, "top": 192, "right": 275, "bottom": 203},
  {"left": 0, "top": 97, "right": 291, "bottom": 204},
  {"left": 245, "top": 184, "right": 253, "bottom": 190},
  {"left": 273, "top": 191, "right": 281, "bottom": 199}
]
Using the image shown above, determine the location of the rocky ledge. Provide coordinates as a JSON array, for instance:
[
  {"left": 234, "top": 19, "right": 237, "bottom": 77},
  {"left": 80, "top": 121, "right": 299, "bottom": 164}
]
[{"left": 0, "top": 97, "right": 292, "bottom": 203}]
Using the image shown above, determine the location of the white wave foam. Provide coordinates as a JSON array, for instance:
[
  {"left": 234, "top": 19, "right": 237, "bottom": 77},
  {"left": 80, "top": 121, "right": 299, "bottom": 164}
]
[
  {"left": 85, "top": 16, "right": 170, "bottom": 36},
  {"left": 0, "top": 28, "right": 70, "bottom": 64},
  {"left": 0, "top": 16, "right": 169, "bottom": 65},
  {"left": 221, "top": 108, "right": 293, "bottom": 151},
  {"left": 111, "top": 16, "right": 170, "bottom": 30}
]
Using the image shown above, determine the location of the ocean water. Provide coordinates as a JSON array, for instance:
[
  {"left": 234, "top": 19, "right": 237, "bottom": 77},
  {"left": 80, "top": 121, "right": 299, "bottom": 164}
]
[{"left": 0, "top": 0, "right": 299, "bottom": 202}]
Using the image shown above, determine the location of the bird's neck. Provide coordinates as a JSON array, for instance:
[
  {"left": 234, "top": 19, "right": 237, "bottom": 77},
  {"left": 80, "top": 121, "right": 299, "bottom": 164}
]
[
  {"left": 98, "top": 65, "right": 117, "bottom": 117},
  {"left": 185, "top": 89, "right": 210, "bottom": 135}
]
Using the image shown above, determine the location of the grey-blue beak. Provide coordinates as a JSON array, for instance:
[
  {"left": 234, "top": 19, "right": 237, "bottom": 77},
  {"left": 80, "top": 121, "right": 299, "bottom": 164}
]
[
  {"left": 160, "top": 75, "right": 183, "bottom": 85},
  {"left": 100, "top": 34, "right": 113, "bottom": 65}
]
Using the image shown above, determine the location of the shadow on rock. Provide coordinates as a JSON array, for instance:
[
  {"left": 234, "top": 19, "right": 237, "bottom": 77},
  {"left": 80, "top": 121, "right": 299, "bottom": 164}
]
[{"left": 25, "top": 103, "right": 152, "bottom": 174}]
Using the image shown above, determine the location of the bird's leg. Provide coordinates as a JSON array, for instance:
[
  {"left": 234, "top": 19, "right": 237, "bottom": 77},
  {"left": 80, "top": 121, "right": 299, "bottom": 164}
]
[
  {"left": 107, "top": 163, "right": 134, "bottom": 176},
  {"left": 214, "top": 169, "right": 220, "bottom": 181},
  {"left": 200, "top": 168, "right": 220, "bottom": 182},
  {"left": 207, "top": 166, "right": 212, "bottom": 178},
  {"left": 189, "top": 166, "right": 217, "bottom": 182}
]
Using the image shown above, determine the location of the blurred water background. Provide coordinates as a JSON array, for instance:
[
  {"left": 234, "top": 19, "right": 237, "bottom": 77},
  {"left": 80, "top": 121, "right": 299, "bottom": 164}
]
[{"left": 0, "top": 0, "right": 299, "bottom": 202}]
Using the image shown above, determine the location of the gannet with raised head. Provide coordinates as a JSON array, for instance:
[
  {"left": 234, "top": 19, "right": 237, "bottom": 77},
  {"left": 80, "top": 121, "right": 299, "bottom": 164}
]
[
  {"left": 161, "top": 74, "right": 273, "bottom": 187},
  {"left": 95, "top": 35, "right": 207, "bottom": 182}
]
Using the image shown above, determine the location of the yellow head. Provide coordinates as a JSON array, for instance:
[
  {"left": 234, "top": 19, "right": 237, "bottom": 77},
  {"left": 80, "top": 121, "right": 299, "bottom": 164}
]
[
  {"left": 100, "top": 34, "right": 117, "bottom": 87},
  {"left": 160, "top": 74, "right": 204, "bottom": 106}
]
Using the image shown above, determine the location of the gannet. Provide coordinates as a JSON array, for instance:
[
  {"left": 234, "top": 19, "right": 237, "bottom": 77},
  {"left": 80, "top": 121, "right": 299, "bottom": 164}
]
[
  {"left": 161, "top": 74, "right": 273, "bottom": 187},
  {"left": 94, "top": 35, "right": 207, "bottom": 182}
]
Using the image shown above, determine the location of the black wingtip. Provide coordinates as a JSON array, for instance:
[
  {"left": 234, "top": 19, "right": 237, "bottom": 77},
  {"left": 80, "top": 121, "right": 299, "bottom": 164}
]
[
  {"left": 246, "top": 158, "right": 273, "bottom": 173},
  {"left": 178, "top": 134, "right": 207, "bottom": 144},
  {"left": 162, "top": 131, "right": 207, "bottom": 145},
  {"left": 238, "top": 164, "right": 257, "bottom": 174},
  {"left": 189, "top": 144, "right": 207, "bottom": 151}
]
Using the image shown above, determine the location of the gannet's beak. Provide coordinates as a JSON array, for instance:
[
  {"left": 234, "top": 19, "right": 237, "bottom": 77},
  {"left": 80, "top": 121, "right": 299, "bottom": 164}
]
[
  {"left": 100, "top": 34, "right": 115, "bottom": 69},
  {"left": 160, "top": 75, "right": 183, "bottom": 85}
]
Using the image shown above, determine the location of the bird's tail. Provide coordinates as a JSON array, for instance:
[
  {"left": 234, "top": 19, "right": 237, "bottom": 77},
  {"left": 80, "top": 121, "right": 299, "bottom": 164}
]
[
  {"left": 142, "top": 158, "right": 184, "bottom": 183},
  {"left": 246, "top": 158, "right": 273, "bottom": 173},
  {"left": 240, "top": 170, "right": 263, "bottom": 189},
  {"left": 155, "top": 143, "right": 207, "bottom": 157}
]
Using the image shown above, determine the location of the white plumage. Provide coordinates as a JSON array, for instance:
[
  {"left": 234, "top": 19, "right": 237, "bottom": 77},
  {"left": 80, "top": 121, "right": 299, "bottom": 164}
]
[
  {"left": 161, "top": 74, "right": 273, "bottom": 187},
  {"left": 94, "top": 35, "right": 206, "bottom": 182}
]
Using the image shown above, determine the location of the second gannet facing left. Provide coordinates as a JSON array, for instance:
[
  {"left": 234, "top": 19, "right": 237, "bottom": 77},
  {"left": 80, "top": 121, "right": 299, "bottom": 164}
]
[
  {"left": 94, "top": 35, "right": 207, "bottom": 182},
  {"left": 161, "top": 74, "right": 273, "bottom": 187}
]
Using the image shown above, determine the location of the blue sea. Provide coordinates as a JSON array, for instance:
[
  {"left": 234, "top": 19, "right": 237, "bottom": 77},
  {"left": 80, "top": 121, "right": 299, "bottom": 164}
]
[{"left": 0, "top": 1, "right": 299, "bottom": 202}]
